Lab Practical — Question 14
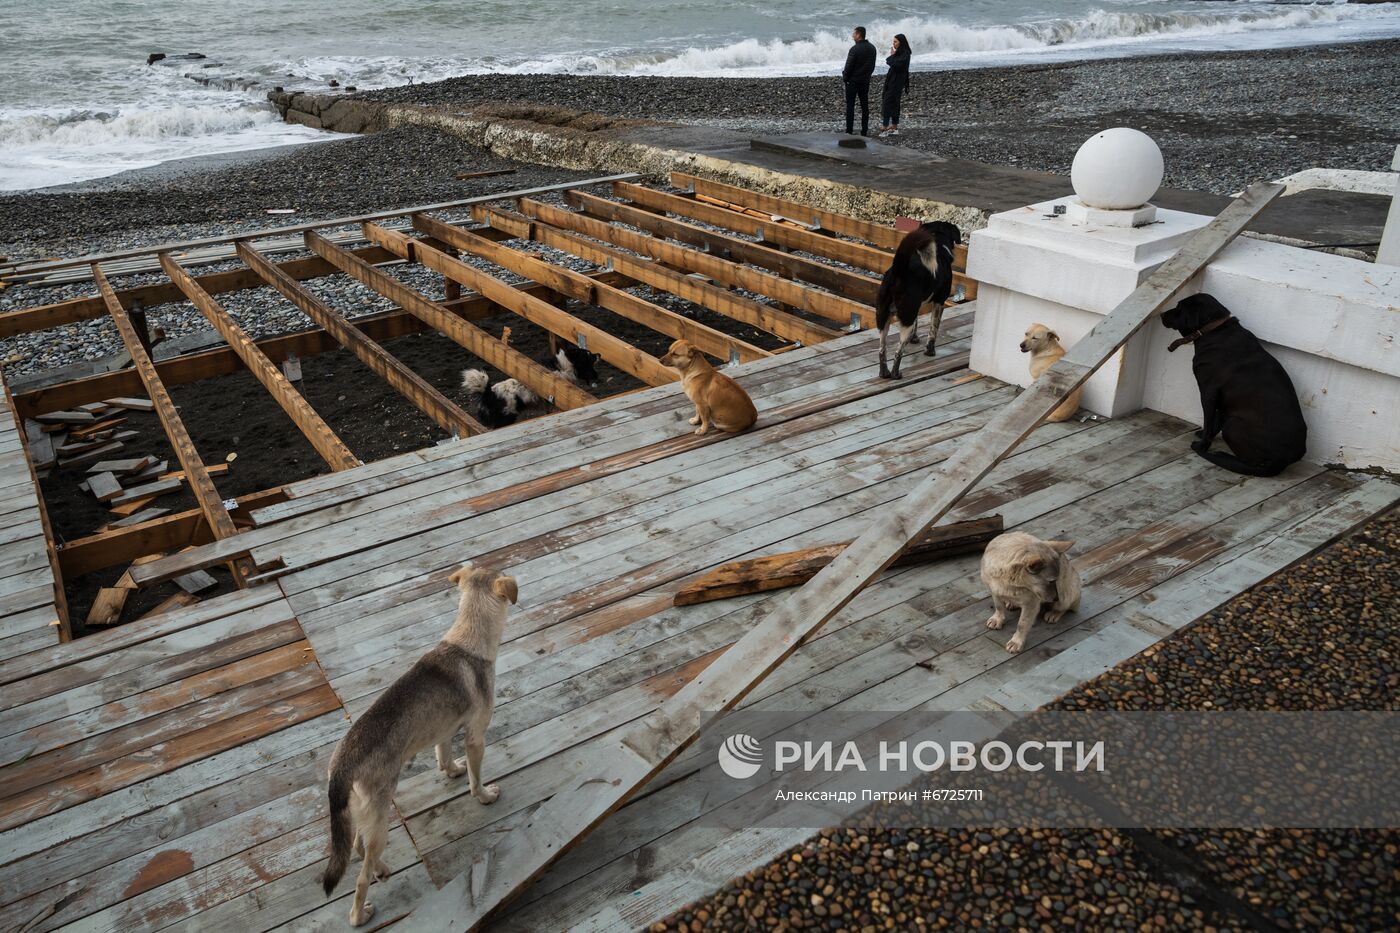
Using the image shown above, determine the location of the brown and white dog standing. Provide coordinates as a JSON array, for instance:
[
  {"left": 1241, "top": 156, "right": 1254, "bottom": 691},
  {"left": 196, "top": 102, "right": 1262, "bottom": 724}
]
[
  {"left": 981, "top": 532, "right": 1081, "bottom": 653},
  {"left": 659, "top": 339, "right": 758, "bottom": 435},
  {"left": 321, "top": 564, "right": 517, "bottom": 925},
  {"left": 1020, "top": 323, "right": 1082, "bottom": 423}
]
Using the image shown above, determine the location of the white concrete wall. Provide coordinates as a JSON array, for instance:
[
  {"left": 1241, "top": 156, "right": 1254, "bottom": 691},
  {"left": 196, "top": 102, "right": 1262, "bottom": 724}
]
[{"left": 967, "top": 196, "right": 1400, "bottom": 471}]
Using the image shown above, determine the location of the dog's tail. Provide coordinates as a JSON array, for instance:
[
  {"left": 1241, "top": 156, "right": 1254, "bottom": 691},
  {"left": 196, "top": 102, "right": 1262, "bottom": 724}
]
[
  {"left": 460, "top": 368, "right": 490, "bottom": 396},
  {"left": 1196, "top": 447, "right": 1287, "bottom": 477},
  {"left": 322, "top": 766, "right": 353, "bottom": 896}
]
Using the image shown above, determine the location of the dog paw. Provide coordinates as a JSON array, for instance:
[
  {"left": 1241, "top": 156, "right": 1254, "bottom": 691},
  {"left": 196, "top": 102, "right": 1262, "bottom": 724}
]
[
  {"left": 443, "top": 761, "right": 467, "bottom": 779},
  {"left": 1005, "top": 635, "right": 1025, "bottom": 653},
  {"left": 694, "top": 426, "right": 708, "bottom": 435},
  {"left": 923, "top": 344, "right": 937, "bottom": 357},
  {"left": 349, "top": 903, "right": 375, "bottom": 926},
  {"left": 1044, "top": 609, "right": 1065, "bottom": 625},
  {"left": 475, "top": 783, "right": 501, "bottom": 805},
  {"left": 985, "top": 614, "right": 1005, "bottom": 631},
  {"left": 688, "top": 415, "right": 701, "bottom": 425},
  {"left": 1190, "top": 439, "right": 1208, "bottom": 454}
]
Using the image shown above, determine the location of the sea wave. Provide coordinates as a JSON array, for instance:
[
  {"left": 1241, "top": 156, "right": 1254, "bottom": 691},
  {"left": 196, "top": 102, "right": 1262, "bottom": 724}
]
[
  {"left": 583, "top": 3, "right": 1385, "bottom": 76},
  {"left": 0, "top": 103, "right": 281, "bottom": 149}
]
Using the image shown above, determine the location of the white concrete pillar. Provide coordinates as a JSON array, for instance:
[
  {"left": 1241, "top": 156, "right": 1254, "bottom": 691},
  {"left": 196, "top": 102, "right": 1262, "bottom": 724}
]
[{"left": 1378, "top": 144, "right": 1400, "bottom": 267}]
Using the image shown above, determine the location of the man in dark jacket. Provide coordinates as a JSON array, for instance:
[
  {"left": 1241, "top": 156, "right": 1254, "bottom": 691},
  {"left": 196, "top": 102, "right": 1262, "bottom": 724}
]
[{"left": 841, "top": 26, "right": 877, "bottom": 136}]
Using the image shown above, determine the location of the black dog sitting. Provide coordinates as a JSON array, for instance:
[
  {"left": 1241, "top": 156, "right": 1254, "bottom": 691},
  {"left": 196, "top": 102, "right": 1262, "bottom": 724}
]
[
  {"left": 540, "top": 344, "right": 600, "bottom": 387},
  {"left": 875, "top": 220, "right": 961, "bottom": 379},
  {"left": 1161, "top": 294, "right": 1307, "bottom": 477}
]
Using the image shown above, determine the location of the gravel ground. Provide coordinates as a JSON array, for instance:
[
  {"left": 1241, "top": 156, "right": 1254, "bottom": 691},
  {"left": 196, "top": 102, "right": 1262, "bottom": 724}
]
[
  {"left": 654, "top": 505, "right": 1400, "bottom": 931},
  {"left": 363, "top": 39, "right": 1400, "bottom": 196}
]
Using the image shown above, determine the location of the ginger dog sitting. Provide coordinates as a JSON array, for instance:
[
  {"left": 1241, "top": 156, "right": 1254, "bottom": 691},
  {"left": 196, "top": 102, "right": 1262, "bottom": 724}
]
[
  {"left": 1020, "top": 324, "right": 1081, "bottom": 423},
  {"left": 659, "top": 339, "right": 757, "bottom": 435}
]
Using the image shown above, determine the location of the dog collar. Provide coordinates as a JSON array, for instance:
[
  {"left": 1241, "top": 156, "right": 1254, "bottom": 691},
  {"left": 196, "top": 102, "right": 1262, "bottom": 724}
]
[{"left": 1167, "top": 314, "right": 1234, "bottom": 352}]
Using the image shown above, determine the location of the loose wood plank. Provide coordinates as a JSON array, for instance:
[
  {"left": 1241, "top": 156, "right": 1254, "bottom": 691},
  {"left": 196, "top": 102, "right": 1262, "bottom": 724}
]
[
  {"left": 86, "top": 456, "right": 155, "bottom": 476},
  {"left": 108, "top": 478, "right": 181, "bottom": 507},
  {"left": 87, "top": 472, "right": 123, "bottom": 503},
  {"left": 674, "top": 515, "right": 1003, "bottom": 606}
]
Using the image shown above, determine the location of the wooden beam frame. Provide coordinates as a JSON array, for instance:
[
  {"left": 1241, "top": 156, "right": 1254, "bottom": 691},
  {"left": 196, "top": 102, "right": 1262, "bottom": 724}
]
[
  {"left": 474, "top": 206, "right": 843, "bottom": 348},
  {"left": 304, "top": 229, "right": 597, "bottom": 411},
  {"left": 159, "top": 254, "right": 361, "bottom": 472},
  {"left": 235, "top": 241, "right": 484, "bottom": 438},
  {"left": 616, "top": 181, "right": 894, "bottom": 273},
  {"left": 404, "top": 183, "right": 1285, "bottom": 930},
  {"left": 92, "top": 263, "right": 252, "bottom": 585},
  {"left": 414, "top": 213, "right": 772, "bottom": 363},
  {"left": 515, "top": 197, "right": 875, "bottom": 329},
  {"left": 564, "top": 189, "right": 881, "bottom": 304},
  {"left": 362, "top": 223, "right": 676, "bottom": 388}
]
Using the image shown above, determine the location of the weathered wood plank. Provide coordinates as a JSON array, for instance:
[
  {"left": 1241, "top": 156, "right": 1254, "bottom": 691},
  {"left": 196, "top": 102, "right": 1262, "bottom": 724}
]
[{"left": 159, "top": 253, "right": 361, "bottom": 471}]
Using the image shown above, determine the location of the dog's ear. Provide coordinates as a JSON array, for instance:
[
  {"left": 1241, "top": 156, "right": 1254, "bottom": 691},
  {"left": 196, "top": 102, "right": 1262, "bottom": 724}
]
[
  {"left": 493, "top": 575, "right": 519, "bottom": 604},
  {"left": 448, "top": 563, "right": 472, "bottom": 586},
  {"left": 1026, "top": 558, "right": 1045, "bottom": 574},
  {"left": 1047, "top": 540, "right": 1075, "bottom": 554},
  {"left": 1047, "top": 330, "right": 1059, "bottom": 342}
]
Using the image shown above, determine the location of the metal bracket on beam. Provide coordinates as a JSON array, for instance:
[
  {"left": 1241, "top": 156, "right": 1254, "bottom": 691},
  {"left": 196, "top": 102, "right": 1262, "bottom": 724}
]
[
  {"left": 728, "top": 348, "right": 740, "bottom": 367},
  {"left": 848, "top": 313, "right": 863, "bottom": 333},
  {"left": 576, "top": 333, "right": 588, "bottom": 351}
]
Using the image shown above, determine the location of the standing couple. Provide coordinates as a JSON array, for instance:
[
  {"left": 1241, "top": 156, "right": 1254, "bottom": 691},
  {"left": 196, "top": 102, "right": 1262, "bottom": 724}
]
[{"left": 841, "top": 26, "right": 911, "bottom": 138}]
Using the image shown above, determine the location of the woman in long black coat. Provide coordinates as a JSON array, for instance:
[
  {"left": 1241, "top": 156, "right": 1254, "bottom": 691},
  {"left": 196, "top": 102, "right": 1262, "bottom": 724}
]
[{"left": 879, "top": 33, "right": 911, "bottom": 137}]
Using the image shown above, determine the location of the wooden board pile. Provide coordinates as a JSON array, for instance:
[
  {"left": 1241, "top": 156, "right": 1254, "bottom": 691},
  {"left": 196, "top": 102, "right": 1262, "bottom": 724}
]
[{"left": 25, "top": 397, "right": 155, "bottom": 476}]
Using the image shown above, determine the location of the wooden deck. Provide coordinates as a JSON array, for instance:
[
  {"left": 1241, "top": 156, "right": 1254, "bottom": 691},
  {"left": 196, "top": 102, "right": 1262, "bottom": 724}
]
[
  {"left": 0, "top": 382, "right": 63, "bottom": 663},
  {"left": 3, "top": 312, "right": 1397, "bottom": 931}
]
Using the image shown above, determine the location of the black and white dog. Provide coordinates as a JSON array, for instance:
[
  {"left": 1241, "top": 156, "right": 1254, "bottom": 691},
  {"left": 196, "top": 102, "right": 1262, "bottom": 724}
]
[
  {"left": 875, "top": 221, "right": 961, "bottom": 379},
  {"left": 460, "top": 369, "right": 539, "bottom": 429},
  {"left": 540, "top": 345, "right": 600, "bottom": 387},
  {"left": 1161, "top": 293, "right": 1307, "bottom": 477}
]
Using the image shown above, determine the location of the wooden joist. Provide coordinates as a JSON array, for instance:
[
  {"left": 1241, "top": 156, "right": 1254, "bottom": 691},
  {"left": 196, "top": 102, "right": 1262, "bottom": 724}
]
[
  {"left": 363, "top": 223, "right": 676, "bottom": 388},
  {"left": 404, "top": 182, "right": 1285, "bottom": 930},
  {"left": 234, "top": 241, "right": 484, "bottom": 438},
  {"left": 92, "top": 263, "right": 252, "bottom": 586},
  {"left": 304, "top": 230, "right": 596, "bottom": 411},
  {"left": 516, "top": 197, "right": 875, "bottom": 329},
  {"left": 564, "top": 189, "right": 881, "bottom": 304},
  {"left": 673, "top": 514, "right": 1003, "bottom": 605},
  {"left": 474, "top": 206, "right": 842, "bottom": 348},
  {"left": 615, "top": 181, "right": 893, "bottom": 273},
  {"left": 159, "top": 253, "right": 361, "bottom": 471},
  {"left": 415, "top": 213, "right": 771, "bottom": 363}
]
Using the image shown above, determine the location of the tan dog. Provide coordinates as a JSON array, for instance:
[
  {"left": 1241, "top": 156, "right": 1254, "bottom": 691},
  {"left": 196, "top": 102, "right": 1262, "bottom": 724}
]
[
  {"left": 1020, "top": 324, "right": 1081, "bottom": 423},
  {"left": 659, "top": 339, "right": 758, "bottom": 435},
  {"left": 321, "top": 564, "right": 517, "bottom": 926},
  {"left": 981, "top": 532, "right": 1081, "bottom": 653}
]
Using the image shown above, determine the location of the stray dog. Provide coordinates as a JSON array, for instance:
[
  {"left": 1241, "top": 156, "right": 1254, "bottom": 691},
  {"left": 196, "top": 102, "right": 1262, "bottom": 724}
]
[
  {"left": 460, "top": 369, "right": 538, "bottom": 429},
  {"left": 981, "top": 532, "right": 1080, "bottom": 654},
  {"left": 876, "top": 220, "right": 961, "bottom": 379},
  {"left": 1020, "top": 324, "right": 1081, "bottom": 423},
  {"left": 540, "top": 344, "right": 600, "bottom": 387},
  {"left": 1161, "top": 294, "right": 1307, "bottom": 476},
  {"left": 658, "top": 339, "right": 757, "bottom": 435},
  {"left": 321, "top": 564, "right": 517, "bottom": 925}
]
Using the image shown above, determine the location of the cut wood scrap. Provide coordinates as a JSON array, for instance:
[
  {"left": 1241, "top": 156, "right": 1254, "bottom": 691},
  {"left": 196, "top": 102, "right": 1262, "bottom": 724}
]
[
  {"left": 158, "top": 462, "right": 229, "bottom": 482},
  {"left": 102, "top": 396, "right": 155, "bottom": 411},
  {"left": 674, "top": 515, "right": 1003, "bottom": 606},
  {"left": 116, "top": 552, "right": 165, "bottom": 587},
  {"left": 70, "top": 416, "right": 126, "bottom": 438},
  {"left": 108, "top": 495, "right": 158, "bottom": 517},
  {"left": 129, "top": 459, "right": 169, "bottom": 481},
  {"left": 55, "top": 437, "right": 109, "bottom": 456},
  {"left": 456, "top": 168, "right": 516, "bottom": 180},
  {"left": 109, "top": 506, "right": 171, "bottom": 528},
  {"left": 34, "top": 410, "right": 95, "bottom": 425},
  {"left": 87, "top": 471, "right": 123, "bottom": 503},
  {"left": 402, "top": 182, "right": 1284, "bottom": 932},
  {"left": 85, "top": 586, "right": 130, "bottom": 627},
  {"left": 86, "top": 456, "right": 155, "bottom": 476},
  {"left": 109, "top": 477, "right": 181, "bottom": 506},
  {"left": 173, "top": 568, "right": 218, "bottom": 594},
  {"left": 138, "top": 591, "right": 199, "bottom": 619},
  {"left": 23, "top": 419, "right": 44, "bottom": 442},
  {"left": 76, "top": 401, "right": 110, "bottom": 414},
  {"left": 57, "top": 440, "right": 123, "bottom": 469},
  {"left": 27, "top": 433, "right": 54, "bottom": 469}
]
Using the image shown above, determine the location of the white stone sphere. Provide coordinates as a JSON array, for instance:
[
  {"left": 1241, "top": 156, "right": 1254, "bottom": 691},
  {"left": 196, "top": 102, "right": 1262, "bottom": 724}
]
[{"left": 1070, "top": 128, "right": 1164, "bottom": 210}]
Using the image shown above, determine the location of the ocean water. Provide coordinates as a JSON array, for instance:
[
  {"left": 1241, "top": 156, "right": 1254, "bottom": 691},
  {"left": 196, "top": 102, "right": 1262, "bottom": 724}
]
[{"left": 3, "top": 0, "right": 1398, "bottom": 191}]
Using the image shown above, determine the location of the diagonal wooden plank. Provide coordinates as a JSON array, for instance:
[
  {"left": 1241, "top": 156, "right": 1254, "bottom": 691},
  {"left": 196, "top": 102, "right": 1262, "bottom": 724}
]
[
  {"left": 159, "top": 254, "right": 361, "bottom": 472},
  {"left": 303, "top": 229, "right": 596, "bottom": 411},
  {"left": 403, "top": 182, "right": 1284, "bottom": 929},
  {"left": 235, "top": 240, "right": 484, "bottom": 438}
]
